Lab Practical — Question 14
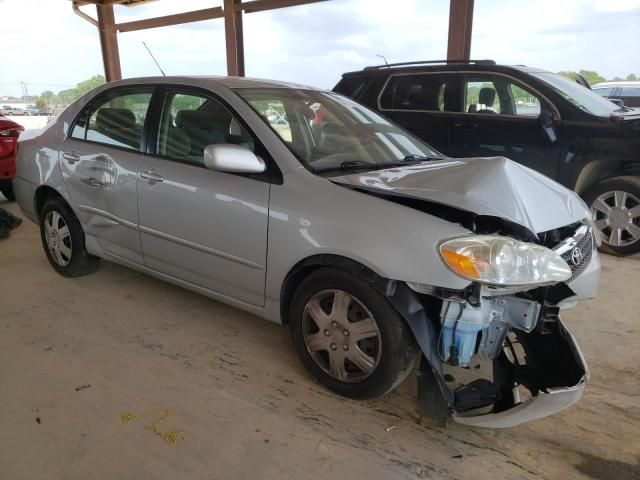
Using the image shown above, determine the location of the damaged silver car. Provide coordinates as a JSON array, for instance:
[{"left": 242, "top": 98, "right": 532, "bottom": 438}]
[{"left": 13, "top": 77, "right": 600, "bottom": 428}]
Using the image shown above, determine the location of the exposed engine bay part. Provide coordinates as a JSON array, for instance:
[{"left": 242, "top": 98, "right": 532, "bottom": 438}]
[
  {"left": 439, "top": 296, "right": 541, "bottom": 367},
  {"left": 380, "top": 279, "right": 588, "bottom": 428}
]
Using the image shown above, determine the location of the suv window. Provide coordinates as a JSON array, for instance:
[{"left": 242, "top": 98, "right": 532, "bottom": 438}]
[
  {"left": 621, "top": 87, "right": 640, "bottom": 97},
  {"left": 71, "top": 89, "right": 153, "bottom": 150},
  {"left": 157, "top": 91, "right": 255, "bottom": 166},
  {"left": 380, "top": 74, "right": 451, "bottom": 111},
  {"left": 462, "top": 75, "right": 541, "bottom": 117},
  {"left": 333, "top": 76, "right": 370, "bottom": 101}
]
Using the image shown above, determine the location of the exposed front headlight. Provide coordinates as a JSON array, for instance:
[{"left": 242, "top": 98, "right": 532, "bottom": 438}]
[{"left": 439, "top": 235, "right": 572, "bottom": 286}]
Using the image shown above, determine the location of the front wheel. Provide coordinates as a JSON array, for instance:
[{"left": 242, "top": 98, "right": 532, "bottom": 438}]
[
  {"left": 289, "top": 268, "right": 418, "bottom": 400},
  {"left": 39, "top": 197, "right": 99, "bottom": 276},
  {"left": 584, "top": 176, "right": 640, "bottom": 255}
]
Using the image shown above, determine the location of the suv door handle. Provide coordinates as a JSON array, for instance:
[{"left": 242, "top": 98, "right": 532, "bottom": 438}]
[
  {"left": 62, "top": 151, "right": 80, "bottom": 164},
  {"left": 452, "top": 121, "right": 478, "bottom": 128},
  {"left": 139, "top": 170, "right": 165, "bottom": 185}
]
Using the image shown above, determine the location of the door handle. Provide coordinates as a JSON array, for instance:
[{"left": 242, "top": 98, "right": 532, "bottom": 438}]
[
  {"left": 452, "top": 121, "right": 478, "bottom": 128},
  {"left": 87, "top": 177, "right": 105, "bottom": 187},
  {"left": 62, "top": 151, "right": 80, "bottom": 164},
  {"left": 139, "top": 170, "right": 165, "bottom": 185}
]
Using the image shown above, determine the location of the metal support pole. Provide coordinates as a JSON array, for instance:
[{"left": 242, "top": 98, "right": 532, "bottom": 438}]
[
  {"left": 447, "top": 0, "right": 474, "bottom": 61},
  {"left": 97, "top": 3, "right": 122, "bottom": 82},
  {"left": 224, "top": 0, "right": 245, "bottom": 77}
]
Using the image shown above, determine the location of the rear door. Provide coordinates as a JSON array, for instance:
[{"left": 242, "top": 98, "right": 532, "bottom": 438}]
[
  {"left": 377, "top": 72, "right": 458, "bottom": 154},
  {"left": 450, "top": 73, "right": 563, "bottom": 179},
  {"left": 60, "top": 87, "right": 154, "bottom": 264},
  {"left": 137, "top": 88, "right": 270, "bottom": 307}
]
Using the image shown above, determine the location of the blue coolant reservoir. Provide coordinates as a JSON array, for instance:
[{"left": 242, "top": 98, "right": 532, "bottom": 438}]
[{"left": 440, "top": 301, "right": 491, "bottom": 367}]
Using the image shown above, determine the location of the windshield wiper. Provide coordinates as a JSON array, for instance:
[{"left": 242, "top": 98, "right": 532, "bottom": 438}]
[
  {"left": 313, "top": 160, "right": 383, "bottom": 174},
  {"left": 401, "top": 154, "right": 442, "bottom": 162}
]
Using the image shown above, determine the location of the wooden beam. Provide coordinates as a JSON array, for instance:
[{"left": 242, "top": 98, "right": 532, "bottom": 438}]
[
  {"left": 96, "top": 3, "right": 122, "bottom": 81},
  {"left": 238, "top": 0, "right": 328, "bottom": 14},
  {"left": 447, "top": 0, "right": 474, "bottom": 61},
  {"left": 115, "top": 7, "right": 224, "bottom": 32},
  {"left": 224, "top": 0, "right": 245, "bottom": 76}
]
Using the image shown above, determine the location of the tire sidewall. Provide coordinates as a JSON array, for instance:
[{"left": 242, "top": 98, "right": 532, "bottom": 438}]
[
  {"left": 289, "top": 268, "right": 416, "bottom": 400},
  {"left": 39, "top": 198, "right": 93, "bottom": 276}
]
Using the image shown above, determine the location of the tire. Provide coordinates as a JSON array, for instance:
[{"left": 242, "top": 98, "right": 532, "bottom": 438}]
[
  {"left": 1, "top": 185, "right": 15, "bottom": 201},
  {"left": 39, "top": 197, "right": 99, "bottom": 276},
  {"left": 583, "top": 176, "right": 640, "bottom": 256},
  {"left": 289, "top": 267, "right": 418, "bottom": 400}
]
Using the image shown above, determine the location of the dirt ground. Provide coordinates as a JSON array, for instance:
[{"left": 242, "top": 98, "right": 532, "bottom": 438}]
[{"left": 1, "top": 198, "right": 639, "bottom": 480}]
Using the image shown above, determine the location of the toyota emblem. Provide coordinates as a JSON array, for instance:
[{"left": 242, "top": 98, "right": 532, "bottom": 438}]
[{"left": 570, "top": 247, "right": 583, "bottom": 266}]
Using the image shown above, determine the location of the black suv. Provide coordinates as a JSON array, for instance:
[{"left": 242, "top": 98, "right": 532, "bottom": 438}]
[{"left": 333, "top": 60, "right": 640, "bottom": 255}]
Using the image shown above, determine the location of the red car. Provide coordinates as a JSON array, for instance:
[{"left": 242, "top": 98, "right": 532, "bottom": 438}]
[{"left": 0, "top": 115, "right": 24, "bottom": 201}]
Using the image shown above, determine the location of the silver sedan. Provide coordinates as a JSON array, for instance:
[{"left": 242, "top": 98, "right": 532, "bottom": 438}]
[{"left": 13, "top": 76, "right": 600, "bottom": 428}]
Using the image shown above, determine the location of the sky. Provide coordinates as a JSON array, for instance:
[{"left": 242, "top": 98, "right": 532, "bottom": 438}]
[{"left": 0, "top": 0, "right": 639, "bottom": 98}]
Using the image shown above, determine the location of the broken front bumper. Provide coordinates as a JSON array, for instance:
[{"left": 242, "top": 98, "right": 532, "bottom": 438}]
[{"left": 451, "top": 318, "right": 589, "bottom": 428}]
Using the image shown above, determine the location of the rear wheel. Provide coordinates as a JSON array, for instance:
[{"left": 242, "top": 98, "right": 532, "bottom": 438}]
[
  {"left": 584, "top": 176, "right": 640, "bottom": 255},
  {"left": 289, "top": 267, "right": 418, "bottom": 399},
  {"left": 39, "top": 197, "right": 99, "bottom": 276}
]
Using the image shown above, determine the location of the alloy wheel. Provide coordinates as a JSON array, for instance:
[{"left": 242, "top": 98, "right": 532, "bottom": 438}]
[
  {"left": 302, "top": 289, "right": 382, "bottom": 383},
  {"left": 591, "top": 190, "right": 640, "bottom": 248},
  {"left": 44, "top": 210, "right": 72, "bottom": 266}
]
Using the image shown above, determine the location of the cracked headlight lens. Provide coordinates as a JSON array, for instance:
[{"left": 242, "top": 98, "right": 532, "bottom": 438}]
[{"left": 439, "top": 235, "right": 571, "bottom": 286}]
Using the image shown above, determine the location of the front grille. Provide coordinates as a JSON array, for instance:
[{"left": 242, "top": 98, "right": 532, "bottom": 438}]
[{"left": 555, "top": 228, "right": 593, "bottom": 282}]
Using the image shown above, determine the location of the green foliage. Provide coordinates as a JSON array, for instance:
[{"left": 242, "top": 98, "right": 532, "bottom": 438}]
[
  {"left": 627, "top": 73, "right": 638, "bottom": 81},
  {"left": 76, "top": 75, "right": 106, "bottom": 97},
  {"left": 578, "top": 70, "right": 606, "bottom": 85}
]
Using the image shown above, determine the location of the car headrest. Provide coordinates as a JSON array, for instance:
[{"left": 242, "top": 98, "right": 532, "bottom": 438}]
[
  {"left": 479, "top": 88, "right": 496, "bottom": 107},
  {"left": 175, "top": 110, "right": 229, "bottom": 131},
  {"left": 95, "top": 108, "right": 136, "bottom": 130}
]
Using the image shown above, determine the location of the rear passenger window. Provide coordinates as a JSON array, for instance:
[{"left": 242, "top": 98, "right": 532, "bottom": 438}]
[
  {"left": 81, "top": 90, "right": 152, "bottom": 151},
  {"left": 380, "top": 74, "right": 449, "bottom": 111},
  {"left": 157, "top": 92, "right": 254, "bottom": 166},
  {"left": 464, "top": 80, "right": 501, "bottom": 114}
]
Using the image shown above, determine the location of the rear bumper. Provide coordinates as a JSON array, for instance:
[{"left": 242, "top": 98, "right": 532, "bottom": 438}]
[{"left": 452, "top": 318, "right": 588, "bottom": 428}]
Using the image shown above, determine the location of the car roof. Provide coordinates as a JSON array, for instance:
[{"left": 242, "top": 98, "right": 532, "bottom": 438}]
[
  {"left": 99, "top": 75, "right": 316, "bottom": 90},
  {"left": 340, "top": 62, "right": 551, "bottom": 77}
]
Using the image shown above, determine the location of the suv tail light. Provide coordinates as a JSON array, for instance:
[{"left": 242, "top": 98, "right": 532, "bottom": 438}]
[{"left": 0, "top": 123, "right": 24, "bottom": 159}]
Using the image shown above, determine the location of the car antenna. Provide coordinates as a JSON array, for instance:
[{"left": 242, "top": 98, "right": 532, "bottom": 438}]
[
  {"left": 142, "top": 41, "right": 166, "bottom": 76},
  {"left": 376, "top": 54, "right": 389, "bottom": 67}
]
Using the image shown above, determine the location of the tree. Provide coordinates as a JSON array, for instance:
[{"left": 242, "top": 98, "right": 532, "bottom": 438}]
[
  {"left": 578, "top": 70, "right": 606, "bottom": 85},
  {"left": 627, "top": 73, "right": 638, "bottom": 81},
  {"left": 57, "top": 88, "right": 78, "bottom": 105},
  {"left": 76, "top": 75, "right": 105, "bottom": 96}
]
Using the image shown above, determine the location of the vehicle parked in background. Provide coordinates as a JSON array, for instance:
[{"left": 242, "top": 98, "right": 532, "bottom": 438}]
[
  {"left": 334, "top": 60, "right": 640, "bottom": 255},
  {"left": 592, "top": 81, "right": 640, "bottom": 108},
  {"left": 14, "top": 76, "right": 599, "bottom": 428},
  {"left": 26, "top": 108, "right": 53, "bottom": 116},
  {"left": 0, "top": 115, "right": 24, "bottom": 201},
  {"left": 0, "top": 106, "right": 28, "bottom": 116}
]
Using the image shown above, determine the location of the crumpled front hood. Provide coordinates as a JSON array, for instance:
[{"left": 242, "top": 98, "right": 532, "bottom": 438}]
[{"left": 330, "top": 157, "right": 589, "bottom": 234}]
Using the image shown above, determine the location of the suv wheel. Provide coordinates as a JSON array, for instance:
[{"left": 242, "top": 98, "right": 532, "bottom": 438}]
[
  {"left": 39, "top": 197, "right": 99, "bottom": 276},
  {"left": 289, "top": 267, "right": 418, "bottom": 399},
  {"left": 584, "top": 176, "right": 640, "bottom": 255}
]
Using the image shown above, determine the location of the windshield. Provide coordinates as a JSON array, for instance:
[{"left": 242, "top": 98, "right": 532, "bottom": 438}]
[
  {"left": 531, "top": 72, "right": 619, "bottom": 116},
  {"left": 236, "top": 88, "right": 441, "bottom": 174}
]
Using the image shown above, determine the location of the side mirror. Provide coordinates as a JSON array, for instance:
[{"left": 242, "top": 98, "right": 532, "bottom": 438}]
[
  {"left": 610, "top": 98, "right": 625, "bottom": 108},
  {"left": 203, "top": 144, "right": 266, "bottom": 174}
]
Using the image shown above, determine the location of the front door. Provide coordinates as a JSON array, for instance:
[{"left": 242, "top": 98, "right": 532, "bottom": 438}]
[
  {"left": 450, "top": 73, "right": 562, "bottom": 180},
  {"left": 60, "top": 88, "right": 154, "bottom": 264},
  {"left": 137, "top": 90, "right": 270, "bottom": 307}
]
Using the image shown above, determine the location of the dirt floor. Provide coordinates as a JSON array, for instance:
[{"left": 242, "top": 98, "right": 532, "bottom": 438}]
[{"left": 1, "top": 197, "right": 639, "bottom": 480}]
